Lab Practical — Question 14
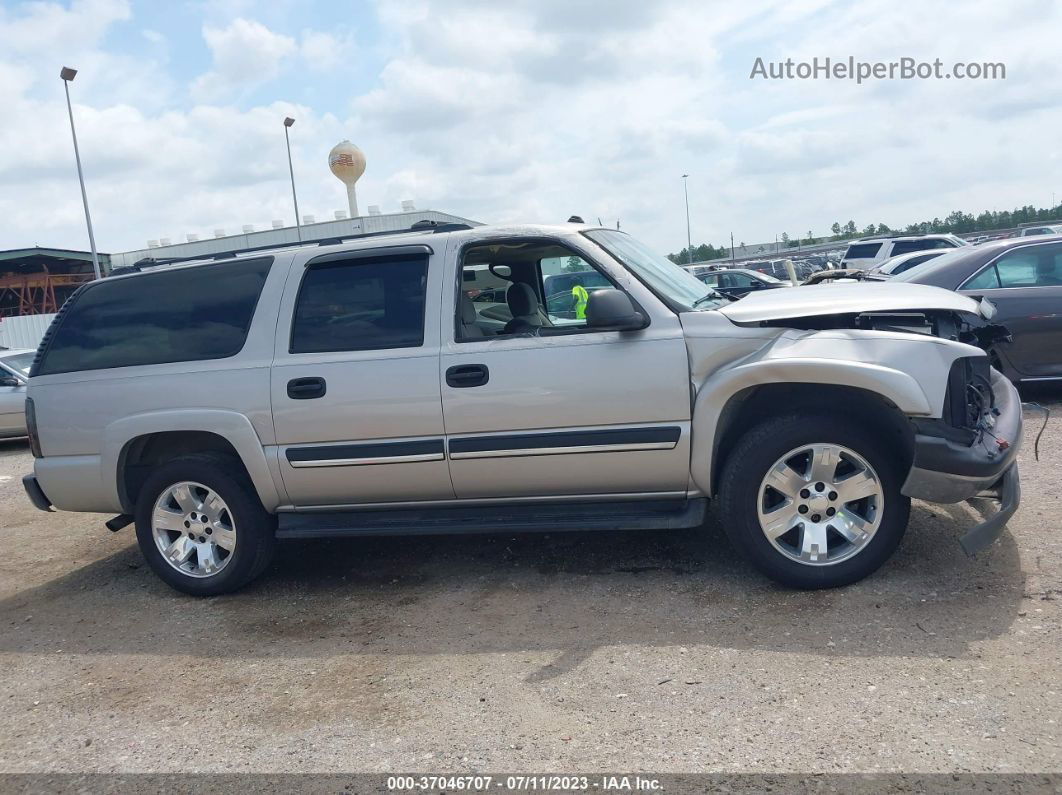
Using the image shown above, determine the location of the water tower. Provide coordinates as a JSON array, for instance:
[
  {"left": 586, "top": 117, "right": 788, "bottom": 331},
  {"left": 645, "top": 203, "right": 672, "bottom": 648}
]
[{"left": 328, "top": 140, "right": 366, "bottom": 218}]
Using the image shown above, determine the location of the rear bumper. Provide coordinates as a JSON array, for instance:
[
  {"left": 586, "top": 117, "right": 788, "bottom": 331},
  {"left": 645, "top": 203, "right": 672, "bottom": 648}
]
[
  {"left": 22, "top": 474, "right": 53, "bottom": 512},
  {"left": 902, "top": 368, "right": 1022, "bottom": 555}
]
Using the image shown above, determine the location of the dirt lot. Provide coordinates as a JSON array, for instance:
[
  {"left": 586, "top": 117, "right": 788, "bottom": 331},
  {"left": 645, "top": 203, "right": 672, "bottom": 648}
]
[{"left": 0, "top": 389, "right": 1060, "bottom": 777}]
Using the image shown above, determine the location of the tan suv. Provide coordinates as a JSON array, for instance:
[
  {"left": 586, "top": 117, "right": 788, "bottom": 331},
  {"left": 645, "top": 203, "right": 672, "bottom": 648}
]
[{"left": 23, "top": 222, "right": 1021, "bottom": 595}]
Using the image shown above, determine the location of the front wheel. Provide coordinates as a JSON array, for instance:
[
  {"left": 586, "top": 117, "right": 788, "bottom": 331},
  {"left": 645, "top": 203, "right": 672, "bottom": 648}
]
[
  {"left": 134, "top": 454, "right": 276, "bottom": 596},
  {"left": 717, "top": 414, "right": 910, "bottom": 589}
]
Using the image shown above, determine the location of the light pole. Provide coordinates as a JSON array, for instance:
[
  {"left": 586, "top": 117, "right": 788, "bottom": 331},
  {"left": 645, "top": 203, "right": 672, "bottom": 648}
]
[
  {"left": 283, "top": 117, "right": 302, "bottom": 242},
  {"left": 682, "top": 174, "right": 692, "bottom": 264},
  {"left": 60, "top": 67, "right": 101, "bottom": 280}
]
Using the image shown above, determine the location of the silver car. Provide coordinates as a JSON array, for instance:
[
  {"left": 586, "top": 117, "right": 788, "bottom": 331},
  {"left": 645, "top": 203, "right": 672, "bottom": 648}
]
[{"left": 0, "top": 348, "right": 33, "bottom": 438}]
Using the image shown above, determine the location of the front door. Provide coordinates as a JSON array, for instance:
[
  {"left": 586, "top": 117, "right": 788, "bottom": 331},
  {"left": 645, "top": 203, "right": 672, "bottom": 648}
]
[
  {"left": 270, "top": 245, "right": 453, "bottom": 507},
  {"left": 960, "top": 241, "right": 1062, "bottom": 379},
  {"left": 440, "top": 236, "right": 692, "bottom": 500}
]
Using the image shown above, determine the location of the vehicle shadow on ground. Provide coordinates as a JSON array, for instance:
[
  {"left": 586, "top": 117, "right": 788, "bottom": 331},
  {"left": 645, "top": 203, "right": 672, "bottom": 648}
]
[
  {"left": 0, "top": 438, "right": 28, "bottom": 458},
  {"left": 0, "top": 499, "right": 1025, "bottom": 677}
]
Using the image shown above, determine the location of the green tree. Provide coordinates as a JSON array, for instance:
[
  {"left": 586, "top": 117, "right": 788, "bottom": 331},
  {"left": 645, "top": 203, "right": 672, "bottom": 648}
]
[{"left": 830, "top": 222, "right": 842, "bottom": 239}]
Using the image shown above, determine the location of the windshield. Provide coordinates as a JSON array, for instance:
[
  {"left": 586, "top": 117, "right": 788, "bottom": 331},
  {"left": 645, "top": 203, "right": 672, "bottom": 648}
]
[
  {"left": 1, "top": 352, "right": 34, "bottom": 377},
  {"left": 584, "top": 230, "right": 726, "bottom": 310}
]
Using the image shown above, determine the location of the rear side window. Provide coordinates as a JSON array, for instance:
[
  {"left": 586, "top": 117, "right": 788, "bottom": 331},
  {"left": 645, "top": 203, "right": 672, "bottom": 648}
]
[
  {"left": 890, "top": 240, "right": 940, "bottom": 256},
  {"left": 844, "top": 243, "right": 882, "bottom": 260},
  {"left": 290, "top": 256, "right": 427, "bottom": 353},
  {"left": 34, "top": 257, "right": 272, "bottom": 376}
]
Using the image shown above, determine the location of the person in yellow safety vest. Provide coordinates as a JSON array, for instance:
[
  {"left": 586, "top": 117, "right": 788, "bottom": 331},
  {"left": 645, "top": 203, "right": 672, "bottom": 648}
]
[{"left": 571, "top": 284, "right": 589, "bottom": 319}]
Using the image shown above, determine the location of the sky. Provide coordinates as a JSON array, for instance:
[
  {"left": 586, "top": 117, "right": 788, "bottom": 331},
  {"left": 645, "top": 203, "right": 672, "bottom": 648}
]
[{"left": 2, "top": 0, "right": 1061, "bottom": 256}]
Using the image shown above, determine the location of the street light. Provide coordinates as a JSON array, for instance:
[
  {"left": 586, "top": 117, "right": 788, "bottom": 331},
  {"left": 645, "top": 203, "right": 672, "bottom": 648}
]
[
  {"left": 283, "top": 116, "right": 302, "bottom": 242},
  {"left": 60, "top": 67, "right": 102, "bottom": 280},
  {"left": 681, "top": 174, "right": 692, "bottom": 265}
]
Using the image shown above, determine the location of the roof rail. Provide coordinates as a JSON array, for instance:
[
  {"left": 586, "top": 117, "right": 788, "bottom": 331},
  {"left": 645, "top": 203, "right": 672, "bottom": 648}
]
[{"left": 116, "top": 225, "right": 445, "bottom": 270}]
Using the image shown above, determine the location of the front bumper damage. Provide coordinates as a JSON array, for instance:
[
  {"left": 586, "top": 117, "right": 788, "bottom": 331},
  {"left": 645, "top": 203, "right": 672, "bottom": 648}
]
[{"left": 901, "top": 367, "right": 1022, "bottom": 555}]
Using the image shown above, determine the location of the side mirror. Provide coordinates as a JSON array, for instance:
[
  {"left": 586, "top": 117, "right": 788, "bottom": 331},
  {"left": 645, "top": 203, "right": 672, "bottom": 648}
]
[
  {"left": 585, "top": 289, "right": 646, "bottom": 331},
  {"left": 0, "top": 375, "right": 22, "bottom": 388}
]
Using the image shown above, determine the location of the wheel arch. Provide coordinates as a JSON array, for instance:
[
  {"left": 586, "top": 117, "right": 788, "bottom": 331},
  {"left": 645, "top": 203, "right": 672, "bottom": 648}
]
[
  {"left": 692, "top": 362, "right": 921, "bottom": 497},
  {"left": 105, "top": 410, "right": 284, "bottom": 513}
]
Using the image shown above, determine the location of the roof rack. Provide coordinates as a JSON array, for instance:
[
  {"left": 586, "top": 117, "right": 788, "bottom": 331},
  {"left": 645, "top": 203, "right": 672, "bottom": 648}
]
[{"left": 118, "top": 221, "right": 468, "bottom": 271}]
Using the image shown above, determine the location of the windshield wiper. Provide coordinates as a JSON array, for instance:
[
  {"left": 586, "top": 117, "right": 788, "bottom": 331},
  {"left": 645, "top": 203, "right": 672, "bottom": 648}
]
[{"left": 692, "top": 291, "right": 725, "bottom": 308}]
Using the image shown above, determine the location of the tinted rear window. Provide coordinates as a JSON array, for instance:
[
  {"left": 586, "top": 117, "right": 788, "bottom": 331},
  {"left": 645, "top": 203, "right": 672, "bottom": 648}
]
[
  {"left": 290, "top": 256, "right": 427, "bottom": 354},
  {"left": 890, "top": 239, "right": 948, "bottom": 256},
  {"left": 34, "top": 257, "right": 272, "bottom": 376},
  {"left": 843, "top": 243, "right": 882, "bottom": 260}
]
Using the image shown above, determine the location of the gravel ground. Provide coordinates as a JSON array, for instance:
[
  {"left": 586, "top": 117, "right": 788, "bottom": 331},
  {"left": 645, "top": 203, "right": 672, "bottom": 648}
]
[{"left": 0, "top": 388, "right": 1059, "bottom": 778}]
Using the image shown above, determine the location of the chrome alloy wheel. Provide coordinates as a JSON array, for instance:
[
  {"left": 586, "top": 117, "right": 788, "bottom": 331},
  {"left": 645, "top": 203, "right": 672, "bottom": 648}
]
[
  {"left": 756, "top": 443, "right": 884, "bottom": 566},
  {"left": 151, "top": 481, "right": 237, "bottom": 578}
]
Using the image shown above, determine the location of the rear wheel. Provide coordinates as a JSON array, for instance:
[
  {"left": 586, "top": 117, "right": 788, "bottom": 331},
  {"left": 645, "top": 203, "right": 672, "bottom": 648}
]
[
  {"left": 134, "top": 454, "right": 276, "bottom": 596},
  {"left": 718, "top": 414, "right": 909, "bottom": 588}
]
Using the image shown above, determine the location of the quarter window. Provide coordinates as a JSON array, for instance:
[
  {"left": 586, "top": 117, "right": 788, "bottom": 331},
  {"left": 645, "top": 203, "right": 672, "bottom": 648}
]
[
  {"left": 34, "top": 257, "right": 272, "bottom": 376},
  {"left": 291, "top": 256, "right": 427, "bottom": 353}
]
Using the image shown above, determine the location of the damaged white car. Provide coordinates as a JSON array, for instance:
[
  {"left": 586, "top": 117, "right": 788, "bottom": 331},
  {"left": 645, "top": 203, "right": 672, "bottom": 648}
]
[{"left": 23, "top": 223, "right": 1020, "bottom": 594}]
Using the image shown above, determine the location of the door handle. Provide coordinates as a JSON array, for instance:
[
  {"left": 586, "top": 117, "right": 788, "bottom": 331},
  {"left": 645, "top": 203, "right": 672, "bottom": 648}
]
[
  {"left": 287, "top": 377, "right": 327, "bottom": 400},
  {"left": 446, "top": 364, "right": 489, "bottom": 388}
]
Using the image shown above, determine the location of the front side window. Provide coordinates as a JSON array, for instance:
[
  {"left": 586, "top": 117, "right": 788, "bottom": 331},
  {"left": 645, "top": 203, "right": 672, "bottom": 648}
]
[
  {"left": 961, "top": 244, "right": 1062, "bottom": 290},
  {"left": 34, "top": 257, "right": 272, "bottom": 376},
  {"left": 456, "top": 240, "right": 621, "bottom": 341},
  {"left": 291, "top": 256, "right": 427, "bottom": 353}
]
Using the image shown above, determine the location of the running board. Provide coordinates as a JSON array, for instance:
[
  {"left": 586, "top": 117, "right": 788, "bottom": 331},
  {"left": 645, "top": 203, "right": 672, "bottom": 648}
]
[{"left": 276, "top": 498, "right": 707, "bottom": 539}]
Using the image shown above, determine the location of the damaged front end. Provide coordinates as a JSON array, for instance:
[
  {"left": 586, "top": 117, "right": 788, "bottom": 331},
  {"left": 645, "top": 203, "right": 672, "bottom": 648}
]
[
  {"left": 716, "top": 284, "right": 1022, "bottom": 555},
  {"left": 901, "top": 356, "right": 1022, "bottom": 554}
]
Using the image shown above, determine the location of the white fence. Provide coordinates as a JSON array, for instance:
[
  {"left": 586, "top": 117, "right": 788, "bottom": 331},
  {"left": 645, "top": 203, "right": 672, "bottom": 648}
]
[{"left": 0, "top": 313, "right": 56, "bottom": 351}]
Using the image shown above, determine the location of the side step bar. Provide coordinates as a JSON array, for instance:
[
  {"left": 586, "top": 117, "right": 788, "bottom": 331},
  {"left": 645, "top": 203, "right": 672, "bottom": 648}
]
[{"left": 277, "top": 498, "right": 707, "bottom": 540}]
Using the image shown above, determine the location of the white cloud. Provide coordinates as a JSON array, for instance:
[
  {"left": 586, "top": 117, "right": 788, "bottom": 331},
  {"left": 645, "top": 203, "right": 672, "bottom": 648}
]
[
  {"left": 191, "top": 18, "right": 297, "bottom": 100},
  {"left": 299, "top": 29, "right": 352, "bottom": 71},
  {"left": 3, "top": 0, "right": 1062, "bottom": 256}
]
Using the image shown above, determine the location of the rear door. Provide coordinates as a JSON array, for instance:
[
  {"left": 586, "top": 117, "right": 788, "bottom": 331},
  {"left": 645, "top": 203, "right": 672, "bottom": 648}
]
[
  {"left": 959, "top": 241, "right": 1062, "bottom": 378},
  {"left": 269, "top": 244, "right": 453, "bottom": 507}
]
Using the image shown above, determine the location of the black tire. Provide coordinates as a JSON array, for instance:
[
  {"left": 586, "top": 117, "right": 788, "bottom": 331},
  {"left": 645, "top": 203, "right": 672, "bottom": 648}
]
[
  {"left": 717, "top": 413, "right": 910, "bottom": 589},
  {"left": 134, "top": 453, "right": 277, "bottom": 596}
]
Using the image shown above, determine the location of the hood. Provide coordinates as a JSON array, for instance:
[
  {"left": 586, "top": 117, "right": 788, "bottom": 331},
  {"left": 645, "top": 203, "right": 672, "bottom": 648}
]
[{"left": 718, "top": 282, "right": 983, "bottom": 325}]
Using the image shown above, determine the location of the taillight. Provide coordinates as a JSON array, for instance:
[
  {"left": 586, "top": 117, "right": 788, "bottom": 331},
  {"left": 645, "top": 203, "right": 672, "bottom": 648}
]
[{"left": 25, "top": 397, "right": 42, "bottom": 458}]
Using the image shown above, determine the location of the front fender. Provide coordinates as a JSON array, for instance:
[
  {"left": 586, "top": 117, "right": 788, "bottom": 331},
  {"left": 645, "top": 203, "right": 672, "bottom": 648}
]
[
  {"left": 688, "top": 329, "right": 986, "bottom": 496},
  {"left": 104, "top": 409, "right": 283, "bottom": 512}
]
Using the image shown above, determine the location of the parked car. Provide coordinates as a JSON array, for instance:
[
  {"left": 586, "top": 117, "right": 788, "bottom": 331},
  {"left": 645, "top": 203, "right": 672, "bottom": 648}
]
[
  {"left": 893, "top": 235, "right": 1062, "bottom": 383},
  {"left": 865, "top": 250, "right": 949, "bottom": 279},
  {"left": 841, "top": 234, "right": 967, "bottom": 270},
  {"left": 695, "top": 268, "right": 788, "bottom": 299},
  {"left": 1018, "top": 224, "right": 1062, "bottom": 237},
  {"left": 0, "top": 348, "right": 33, "bottom": 438},
  {"left": 23, "top": 222, "right": 1021, "bottom": 595}
]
